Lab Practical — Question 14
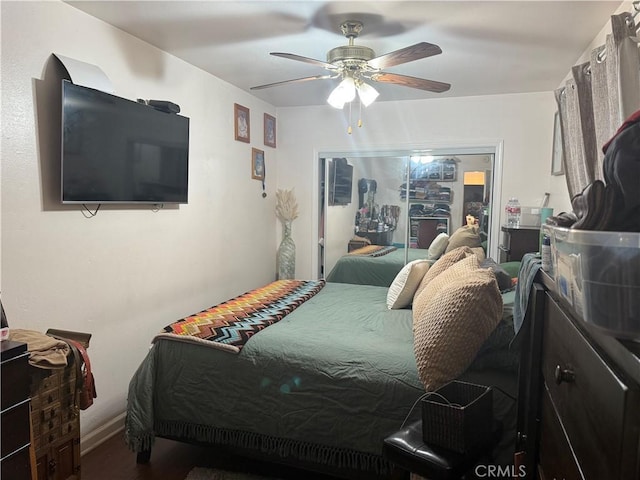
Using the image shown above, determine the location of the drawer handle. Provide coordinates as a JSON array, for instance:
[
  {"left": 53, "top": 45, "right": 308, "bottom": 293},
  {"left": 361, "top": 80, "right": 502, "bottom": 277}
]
[{"left": 555, "top": 365, "right": 575, "bottom": 384}]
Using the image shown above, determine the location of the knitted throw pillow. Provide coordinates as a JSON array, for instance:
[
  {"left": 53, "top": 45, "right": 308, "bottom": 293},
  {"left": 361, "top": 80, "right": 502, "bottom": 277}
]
[
  {"left": 386, "top": 259, "right": 431, "bottom": 309},
  {"left": 412, "top": 254, "right": 480, "bottom": 319},
  {"left": 412, "top": 246, "right": 475, "bottom": 303},
  {"left": 444, "top": 225, "right": 482, "bottom": 253},
  {"left": 427, "top": 233, "right": 450, "bottom": 261},
  {"left": 413, "top": 264, "right": 502, "bottom": 391}
]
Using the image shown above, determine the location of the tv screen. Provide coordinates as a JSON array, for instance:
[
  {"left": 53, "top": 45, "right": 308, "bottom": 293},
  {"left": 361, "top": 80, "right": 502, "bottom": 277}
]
[
  {"left": 61, "top": 80, "right": 189, "bottom": 204},
  {"left": 328, "top": 158, "right": 353, "bottom": 206}
]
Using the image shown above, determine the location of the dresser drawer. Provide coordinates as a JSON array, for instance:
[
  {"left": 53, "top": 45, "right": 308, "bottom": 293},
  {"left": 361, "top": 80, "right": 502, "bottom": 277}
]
[
  {"left": 542, "top": 296, "right": 633, "bottom": 479},
  {"left": 1, "top": 353, "right": 29, "bottom": 410},
  {"left": 1, "top": 400, "right": 31, "bottom": 458},
  {"left": 1, "top": 445, "right": 31, "bottom": 480},
  {"left": 538, "top": 388, "right": 583, "bottom": 480}
]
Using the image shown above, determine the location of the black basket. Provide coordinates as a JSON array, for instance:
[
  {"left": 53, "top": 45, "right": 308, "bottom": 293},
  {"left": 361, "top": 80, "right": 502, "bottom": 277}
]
[{"left": 421, "top": 380, "right": 493, "bottom": 453}]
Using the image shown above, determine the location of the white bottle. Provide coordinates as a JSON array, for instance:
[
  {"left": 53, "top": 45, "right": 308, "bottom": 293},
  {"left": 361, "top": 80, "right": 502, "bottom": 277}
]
[{"left": 505, "top": 197, "right": 521, "bottom": 228}]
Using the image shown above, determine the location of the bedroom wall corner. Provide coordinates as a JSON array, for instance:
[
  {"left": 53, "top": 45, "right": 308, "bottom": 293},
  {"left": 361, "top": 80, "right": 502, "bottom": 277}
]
[{"left": 1, "top": 0, "right": 278, "bottom": 448}]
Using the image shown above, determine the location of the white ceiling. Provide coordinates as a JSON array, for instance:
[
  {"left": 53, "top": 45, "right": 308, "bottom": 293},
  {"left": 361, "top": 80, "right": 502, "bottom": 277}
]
[{"left": 65, "top": 1, "right": 625, "bottom": 107}]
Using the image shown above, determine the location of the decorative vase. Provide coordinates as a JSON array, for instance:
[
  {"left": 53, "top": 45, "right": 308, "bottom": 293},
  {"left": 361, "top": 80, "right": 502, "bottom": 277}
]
[{"left": 277, "top": 220, "right": 296, "bottom": 280}]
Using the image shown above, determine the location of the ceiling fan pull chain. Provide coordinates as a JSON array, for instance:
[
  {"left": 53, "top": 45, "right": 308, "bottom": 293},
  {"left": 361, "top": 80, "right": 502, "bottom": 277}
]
[
  {"left": 358, "top": 98, "right": 363, "bottom": 128},
  {"left": 348, "top": 101, "right": 353, "bottom": 134}
]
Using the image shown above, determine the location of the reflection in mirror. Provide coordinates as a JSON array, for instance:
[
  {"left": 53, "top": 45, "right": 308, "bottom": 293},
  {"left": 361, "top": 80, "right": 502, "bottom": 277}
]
[
  {"left": 406, "top": 154, "right": 493, "bottom": 250},
  {"left": 319, "top": 150, "right": 497, "bottom": 286},
  {"left": 321, "top": 156, "right": 408, "bottom": 281}
]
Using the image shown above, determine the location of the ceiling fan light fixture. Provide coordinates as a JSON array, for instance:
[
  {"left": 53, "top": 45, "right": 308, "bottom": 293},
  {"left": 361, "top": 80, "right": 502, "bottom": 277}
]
[
  {"left": 357, "top": 81, "right": 379, "bottom": 107},
  {"left": 327, "top": 76, "right": 356, "bottom": 109}
]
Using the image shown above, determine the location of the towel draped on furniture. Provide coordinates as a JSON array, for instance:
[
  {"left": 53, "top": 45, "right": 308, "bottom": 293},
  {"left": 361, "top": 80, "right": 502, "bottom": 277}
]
[
  {"left": 347, "top": 245, "right": 398, "bottom": 257},
  {"left": 513, "top": 253, "right": 542, "bottom": 338},
  {"left": 9, "top": 328, "right": 70, "bottom": 369},
  {"left": 155, "top": 279, "right": 325, "bottom": 353}
]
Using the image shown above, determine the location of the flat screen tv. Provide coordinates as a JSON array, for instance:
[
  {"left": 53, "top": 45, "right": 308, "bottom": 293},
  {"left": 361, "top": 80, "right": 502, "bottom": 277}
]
[
  {"left": 61, "top": 80, "right": 189, "bottom": 204},
  {"left": 328, "top": 158, "right": 353, "bottom": 206}
]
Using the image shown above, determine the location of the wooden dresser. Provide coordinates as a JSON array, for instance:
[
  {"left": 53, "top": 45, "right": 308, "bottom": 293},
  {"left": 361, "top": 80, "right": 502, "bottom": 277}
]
[
  {"left": 516, "top": 274, "right": 640, "bottom": 479},
  {"left": 498, "top": 226, "right": 540, "bottom": 263},
  {"left": 30, "top": 352, "right": 81, "bottom": 480},
  {"left": 1, "top": 340, "right": 32, "bottom": 480}
]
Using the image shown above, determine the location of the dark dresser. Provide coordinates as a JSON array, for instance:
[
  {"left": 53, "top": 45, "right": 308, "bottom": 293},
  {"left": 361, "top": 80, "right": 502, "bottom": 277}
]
[
  {"left": 516, "top": 273, "right": 640, "bottom": 479},
  {"left": 499, "top": 226, "right": 540, "bottom": 262},
  {"left": 1, "top": 340, "right": 33, "bottom": 480}
]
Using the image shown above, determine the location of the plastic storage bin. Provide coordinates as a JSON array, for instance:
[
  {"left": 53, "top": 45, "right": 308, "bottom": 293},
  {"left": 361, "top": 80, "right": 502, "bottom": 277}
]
[
  {"left": 548, "top": 226, "right": 640, "bottom": 339},
  {"left": 520, "top": 206, "right": 541, "bottom": 227}
]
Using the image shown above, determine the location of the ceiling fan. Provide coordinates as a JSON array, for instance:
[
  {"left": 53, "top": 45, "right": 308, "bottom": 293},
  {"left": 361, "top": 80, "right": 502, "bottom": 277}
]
[{"left": 250, "top": 20, "right": 451, "bottom": 107}]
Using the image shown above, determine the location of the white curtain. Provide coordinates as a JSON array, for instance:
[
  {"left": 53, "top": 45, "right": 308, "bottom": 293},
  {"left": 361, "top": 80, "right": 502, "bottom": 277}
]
[{"left": 556, "top": 11, "right": 640, "bottom": 199}]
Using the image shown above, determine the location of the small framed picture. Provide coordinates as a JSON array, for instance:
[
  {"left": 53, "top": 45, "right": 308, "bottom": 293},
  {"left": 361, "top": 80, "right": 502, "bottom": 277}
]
[
  {"left": 551, "top": 111, "right": 564, "bottom": 176},
  {"left": 234, "top": 103, "right": 250, "bottom": 143},
  {"left": 264, "top": 113, "right": 276, "bottom": 148},
  {"left": 252, "top": 148, "right": 265, "bottom": 180}
]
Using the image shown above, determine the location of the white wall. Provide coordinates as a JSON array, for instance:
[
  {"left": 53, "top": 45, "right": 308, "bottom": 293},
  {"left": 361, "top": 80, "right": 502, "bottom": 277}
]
[
  {"left": 1, "top": 0, "right": 278, "bottom": 447},
  {"left": 276, "top": 92, "right": 558, "bottom": 278}
]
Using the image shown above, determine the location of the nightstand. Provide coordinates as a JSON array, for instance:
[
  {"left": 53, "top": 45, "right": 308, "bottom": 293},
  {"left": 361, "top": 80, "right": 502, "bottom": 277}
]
[{"left": 498, "top": 226, "right": 540, "bottom": 262}]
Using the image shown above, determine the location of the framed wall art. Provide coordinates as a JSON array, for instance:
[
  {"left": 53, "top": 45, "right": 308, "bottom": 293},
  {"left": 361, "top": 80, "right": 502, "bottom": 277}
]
[
  {"left": 264, "top": 113, "right": 276, "bottom": 148},
  {"left": 252, "top": 148, "right": 265, "bottom": 180},
  {"left": 234, "top": 103, "right": 250, "bottom": 143},
  {"left": 551, "top": 111, "right": 564, "bottom": 176}
]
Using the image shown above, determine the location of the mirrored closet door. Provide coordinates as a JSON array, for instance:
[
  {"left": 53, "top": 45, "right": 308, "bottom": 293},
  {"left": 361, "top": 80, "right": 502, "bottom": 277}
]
[{"left": 318, "top": 147, "right": 500, "bottom": 280}]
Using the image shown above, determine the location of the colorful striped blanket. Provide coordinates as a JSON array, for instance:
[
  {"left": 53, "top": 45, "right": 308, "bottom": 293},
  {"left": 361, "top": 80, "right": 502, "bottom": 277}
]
[
  {"left": 348, "top": 245, "right": 398, "bottom": 257},
  {"left": 153, "top": 279, "right": 325, "bottom": 353}
]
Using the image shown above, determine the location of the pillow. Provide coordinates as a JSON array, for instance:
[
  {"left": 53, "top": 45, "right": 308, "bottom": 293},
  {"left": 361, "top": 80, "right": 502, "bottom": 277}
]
[
  {"left": 413, "top": 246, "right": 475, "bottom": 303},
  {"left": 481, "top": 258, "right": 515, "bottom": 292},
  {"left": 413, "top": 254, "right": 480, "bottom": 319},
  {"left": 386, "top": 259, "right": 431, "bottom": 309},
  {"left": 413, "top": 264, "right": 502, "bottom": 391},
  {"left": 470, "top": 290, "right": 518, "bottom": 372},
  {"left": 426, "top": 233, "right": 449, "bottom": 261},
  {"left": 444, "top": 225, "right": 482, "bottom": 253}
]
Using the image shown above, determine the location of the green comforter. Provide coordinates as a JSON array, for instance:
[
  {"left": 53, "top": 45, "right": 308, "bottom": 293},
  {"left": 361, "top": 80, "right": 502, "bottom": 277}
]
[
  {"left": 125, "top": 281, "right": 518, "bottom": 474},
  {"left": 326, "top": 248, "right": 431, "bottom": 287},
  {"left": 126, "top": 283, "right": 424, "bottom": 466}
]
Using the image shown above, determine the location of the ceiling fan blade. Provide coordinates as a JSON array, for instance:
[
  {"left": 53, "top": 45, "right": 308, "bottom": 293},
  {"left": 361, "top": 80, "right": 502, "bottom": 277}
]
[
  {"left": 270, "top": 52, "right": 336, "bottom": 70},
  {"left": 250, "top": 74, "right": 336, "bottom": 90},
  {"left": 370, "top": 72, "right": 451, "bottom": 93},
  {"left": 367, "top": 42, "right": 442, "bottom": 70}
]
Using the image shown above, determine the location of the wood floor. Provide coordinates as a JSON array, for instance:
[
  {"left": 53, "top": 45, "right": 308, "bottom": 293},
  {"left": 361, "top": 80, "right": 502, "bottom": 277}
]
[{"left": 80, "top": 431, "right": 350, "bottom": 480}]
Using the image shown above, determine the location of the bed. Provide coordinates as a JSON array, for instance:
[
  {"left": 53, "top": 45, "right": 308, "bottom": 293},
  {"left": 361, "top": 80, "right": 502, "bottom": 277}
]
[
  {"left": 326, "top": 247, "right": 431, "bottom": 287},
  {"left": 125, "top": 278, "right": 519, "bottom": 479}
]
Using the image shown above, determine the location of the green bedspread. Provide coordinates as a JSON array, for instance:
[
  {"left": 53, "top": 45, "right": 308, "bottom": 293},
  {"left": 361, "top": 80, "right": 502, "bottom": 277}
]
[
  {"left": 326, "top": 248, "right": 431, "bottom": 287},
  {"left": 125, "top": 282, "right": 518, "bottom": 475},
  {"left": 126, "top": 283, "right": 424, "bottom": 469}
]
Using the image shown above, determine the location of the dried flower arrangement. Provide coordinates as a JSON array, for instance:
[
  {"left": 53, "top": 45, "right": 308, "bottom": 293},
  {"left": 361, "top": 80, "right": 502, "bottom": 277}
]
[{"left": 275, "top": 189, "right": 299, "bottom": 222}]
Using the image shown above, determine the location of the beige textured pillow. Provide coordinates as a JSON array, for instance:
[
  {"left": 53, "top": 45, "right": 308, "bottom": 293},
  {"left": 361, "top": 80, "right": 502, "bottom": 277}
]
[
  {"left": 471, "top": 246, "right": 486, "bottom": 262},
  {"left": 444, "top": 225, "right": 482, "bottom": 253},
  {"left": 413, "top": 246, "right": 475, "bottom": 303},
  {"left": 387, "top": 260, "right": 431, "bottom": 309},
  {"left": 413, "top": 265, "right": 502, "bottom": 391},
  {"left": 427, "top": 233, "right": 450, "bottom": 261},
  {"left": 412, "top": 254, "right": 480, "bottom": 320}
]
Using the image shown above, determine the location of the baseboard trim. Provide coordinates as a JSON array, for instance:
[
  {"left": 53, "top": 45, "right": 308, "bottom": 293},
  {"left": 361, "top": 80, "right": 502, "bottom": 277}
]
[{"left": 80, "top": 412, "right": 126, "bottom": 456}]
